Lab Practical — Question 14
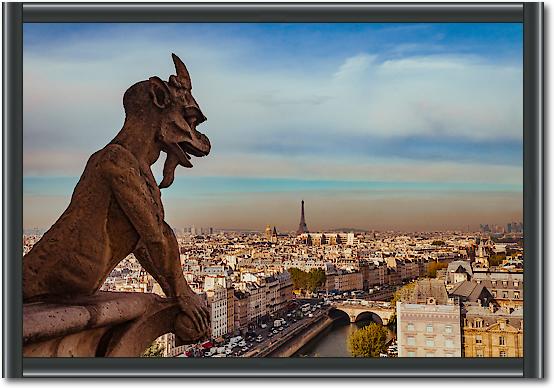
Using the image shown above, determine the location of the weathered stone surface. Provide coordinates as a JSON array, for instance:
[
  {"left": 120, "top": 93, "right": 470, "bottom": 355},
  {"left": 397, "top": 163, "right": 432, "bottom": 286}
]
[
  {"left": 22, "top": 54, "right": 212, "bottom": 356},
  {"left": 24, "top": 292, "right": 151, "bottom": 345},
  {"left": 23, "top": 291, "right": 203, "bottom": 357}
]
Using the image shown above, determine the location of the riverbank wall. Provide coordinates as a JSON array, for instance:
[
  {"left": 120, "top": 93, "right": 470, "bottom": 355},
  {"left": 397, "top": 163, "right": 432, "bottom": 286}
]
[{"left": 267, "top": 316, "right": 335, "bottom": 357}]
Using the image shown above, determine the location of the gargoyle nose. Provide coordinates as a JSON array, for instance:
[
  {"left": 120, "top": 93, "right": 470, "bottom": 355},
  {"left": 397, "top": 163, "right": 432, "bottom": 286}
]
[{"left": 199, "top": 133, "right": 211, "bottom": 154}]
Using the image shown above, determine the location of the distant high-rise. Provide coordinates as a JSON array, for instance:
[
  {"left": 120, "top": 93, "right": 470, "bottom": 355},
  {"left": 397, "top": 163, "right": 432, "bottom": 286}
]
[
  {"left": 296, "top": 200, "right": 309, "bottom": 235},
  {"left": 265, "top": 225, "right": 272, "bottom": 240}
]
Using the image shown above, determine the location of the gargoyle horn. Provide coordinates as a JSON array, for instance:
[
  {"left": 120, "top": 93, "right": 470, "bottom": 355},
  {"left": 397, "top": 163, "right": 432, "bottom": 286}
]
[{"left": 172, "top": 53, "right": 192, "bottom": 90}]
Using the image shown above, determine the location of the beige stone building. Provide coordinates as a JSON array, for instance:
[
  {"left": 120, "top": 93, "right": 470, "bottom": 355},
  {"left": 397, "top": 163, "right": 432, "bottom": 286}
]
[
  {"left": 206, "top": 286, "right": 227, "bottom": 338},
  {"left": 275, "top": 271, "right": 293, "bottom": 311},
  {"left": 397, "top": 279, "right": 462, "bottom": 358},
  {"left": 325, "top": 270, "right": 363, "bottom": 292},
  {"left": 226, "top": 286, "right": 235, "bottom": 335},
  {"left": 233, "top": 290, "right": 249, "bottom": 333},
  {"left": 472, "top": 271, "right": 523, "bottom": 309},
  {"left": 463, "top": 304, "right": 523, "bottom": 357}
]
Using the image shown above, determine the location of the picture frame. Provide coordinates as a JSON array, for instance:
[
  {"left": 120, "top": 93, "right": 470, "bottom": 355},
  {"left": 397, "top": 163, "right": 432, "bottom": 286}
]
[{"left": 2, "top": 2, "right": 543, "bottom": 378}]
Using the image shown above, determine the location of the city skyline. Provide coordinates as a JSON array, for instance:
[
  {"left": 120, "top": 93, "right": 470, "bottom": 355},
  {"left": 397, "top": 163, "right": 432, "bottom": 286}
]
[{"left": 23, "top": 23, "right": 523, "bottom": 230}]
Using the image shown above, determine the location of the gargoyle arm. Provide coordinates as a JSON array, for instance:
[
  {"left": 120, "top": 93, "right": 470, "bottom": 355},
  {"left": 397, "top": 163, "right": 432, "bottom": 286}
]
[
  {"left": 133, "top": 223, "right": 210, "bottom": 333},
  {"left": 100, "top": 144, "right": 188, "bottom": 298}
]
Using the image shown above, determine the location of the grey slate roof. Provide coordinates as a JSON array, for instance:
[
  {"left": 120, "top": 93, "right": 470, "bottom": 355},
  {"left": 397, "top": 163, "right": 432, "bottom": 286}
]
[
  {"left": 447, "top": 260, "right": 473, "bottom": 277},
  {"left": 406, "top": 278, "right": 449, "bottom": 304},
  {"left": 449, "top": 280, "right": 492, "bottom": 302}
]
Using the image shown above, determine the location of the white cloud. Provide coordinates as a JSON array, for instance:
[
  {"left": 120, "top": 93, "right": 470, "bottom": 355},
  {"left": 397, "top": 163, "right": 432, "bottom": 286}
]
[
  {"left": 23, "top": 26, "right": 523, "bottom": 182},
  {"left": 333, "top": 53, "right": 377, "bottom": 79}
]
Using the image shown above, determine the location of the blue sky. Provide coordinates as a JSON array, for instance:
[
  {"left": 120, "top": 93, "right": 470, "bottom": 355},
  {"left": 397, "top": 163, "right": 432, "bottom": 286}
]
[{"left": 23, "top": 23, "right": 523, "bottom": 231}]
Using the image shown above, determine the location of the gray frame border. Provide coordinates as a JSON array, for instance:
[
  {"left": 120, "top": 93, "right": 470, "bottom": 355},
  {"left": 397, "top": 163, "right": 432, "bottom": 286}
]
[
  {"left": 2, "top": 1, "right": 543, "bottom": 378},
  {"left": 3, "top": 1, "right": 23, "bottom": 380},
  {"left": 522, "top": 0, "right": 543, "bottom": 379}
]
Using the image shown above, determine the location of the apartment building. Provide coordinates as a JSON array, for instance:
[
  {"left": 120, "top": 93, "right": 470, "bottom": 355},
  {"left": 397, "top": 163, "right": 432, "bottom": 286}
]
[
  {"left": 397, "top": 279, "right": 462, "bottom": 358},
  {"left": 463, "top": 304, "right": 523, "bottom": 357},
  {"left": 207, "top": 286, "right": 227, "bottom": 338}
]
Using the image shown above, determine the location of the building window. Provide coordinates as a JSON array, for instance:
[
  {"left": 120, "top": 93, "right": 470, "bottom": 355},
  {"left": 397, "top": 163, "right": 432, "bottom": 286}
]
[
  {"left": 445, "top": 325, "right": 453, "bottom": 334},
  {"left": 492, "top": 281, "right": 497, "bottom": 286},
  {"left": 476, "top": 350, "right": 484, "bottom": 357},
  {"left": 475, "top": 335, "right": 482, "bottom": 344},
  {"left": 445, "top": 339, "right": 454, "bottom": 348},
  {"left": 502, "top": 281, "right": 508, "bottom": 287},
  {"left": 475, "top": 320, "right": 483, "bottom": 328},
  {"left": 407, "top": 323, "right": 415, "bottom": 331},
  {"left": 514, "top": 291, "right": 520, "bottom": 299},
  {"left": 492, "top": 291, "right": 497, "bottom": 298},
  {"left": 407, "top": 337, "right": 416, "bottom": 346},
  {"left": 426, "top": 339, "right": 435, "bottom": 347},
  {"left": 503, "top": 291, "right": 509, "bottom": 299},
  {"left": 514, "top": 281, "right": 519, "bottom": 287},
  {"left": 426, "top": 324, "right": 433, "bottom": 333},
  {"left": 499, "top": 336, "right": 506, "bottom": 346},
  {"left": 499, "top": 321, "right": 506, "bottom": 330},
  {"left": 407, "top": 351, "right": 416, "bottom": 357},
  {"left": 500, "top": 350, "right": 507, "bottom": 357}
]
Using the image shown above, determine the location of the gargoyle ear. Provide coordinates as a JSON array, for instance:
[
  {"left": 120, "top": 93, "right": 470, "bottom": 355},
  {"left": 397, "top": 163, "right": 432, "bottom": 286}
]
[{"left": 149, "top": 76, "right": 171, "bottom": 109}]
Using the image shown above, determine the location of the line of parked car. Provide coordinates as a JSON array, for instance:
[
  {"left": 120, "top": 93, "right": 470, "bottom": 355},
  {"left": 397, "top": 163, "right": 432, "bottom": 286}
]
[
  {"left": 188, "top": 301, "right": 329, "bottom": 358},
  {"left": 203, "top": 335, "right": 252, "bottom": 357}
]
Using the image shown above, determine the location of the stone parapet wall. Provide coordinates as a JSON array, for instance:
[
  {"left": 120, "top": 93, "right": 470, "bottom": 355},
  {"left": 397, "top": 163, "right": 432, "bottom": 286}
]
[
  {"left": 266, "top": 316, "right": 334, "bottom": 357},
  {"left": 23, "top": 291, "right": 187, "bottom": 357}
]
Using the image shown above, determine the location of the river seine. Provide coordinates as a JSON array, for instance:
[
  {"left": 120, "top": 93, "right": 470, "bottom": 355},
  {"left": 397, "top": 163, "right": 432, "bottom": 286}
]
[{"left": 294, "top": 316, "right": 393, "bottom": 357}]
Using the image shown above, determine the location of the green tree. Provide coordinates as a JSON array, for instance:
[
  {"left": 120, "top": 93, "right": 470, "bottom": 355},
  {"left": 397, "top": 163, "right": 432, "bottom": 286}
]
[
  {"left": 141, "top": 341, "right": 164, "bottom": 357},
  {"left": 488, "top": 253, "right": 506, "bottom": 267},
  {"left": 288, "top": 268, "right": 326, "bottom": 293},
  {"left": 289, "top": 267, "right": 307, "bottom": 290},
  {"left": 307, "top": 268, "right": 326, "bottom": 292},
  {"left": 388, "top": 282, "right": 416, "bottom": 332},
  {"left": 427, "top": 261, "right": 448, "bottom": 278},
  {"left": 348, "top": 323, "right": 388, "bottom": 357},
  {"left": 391, "top": 282, "right": 416, "bottom": 305}
]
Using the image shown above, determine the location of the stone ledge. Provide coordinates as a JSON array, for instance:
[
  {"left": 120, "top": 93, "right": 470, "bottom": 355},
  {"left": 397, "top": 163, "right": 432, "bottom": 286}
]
[
  {"left": 23, "top": 292, "right": 162, "bottom": 344},
  {"left": 23, "top": 291, "right": 191, "bottom": 357}
]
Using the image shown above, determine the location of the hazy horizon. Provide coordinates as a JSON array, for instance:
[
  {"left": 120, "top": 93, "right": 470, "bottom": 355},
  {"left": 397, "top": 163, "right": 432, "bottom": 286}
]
[{"left": 23, "top": 23, "right": 523, "bottom": 231}]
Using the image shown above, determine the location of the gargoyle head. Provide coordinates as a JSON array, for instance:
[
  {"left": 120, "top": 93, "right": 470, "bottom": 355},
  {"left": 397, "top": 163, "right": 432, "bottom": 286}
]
[
  {"left": 122, "top": 54, "right": 211, "bottom": 188},
  {"left": 155, "top": 54, "right": 211, "bottom": 188}
]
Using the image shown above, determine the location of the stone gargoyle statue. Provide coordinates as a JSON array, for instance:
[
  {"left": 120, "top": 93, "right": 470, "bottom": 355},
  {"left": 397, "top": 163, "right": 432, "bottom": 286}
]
[{"left": 23, "top": 54, "right": 211, "bottom": 345}]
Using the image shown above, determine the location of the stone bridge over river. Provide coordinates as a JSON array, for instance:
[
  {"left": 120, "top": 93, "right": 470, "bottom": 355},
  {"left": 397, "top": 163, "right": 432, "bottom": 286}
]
[{"left": 331, "top": 301, "right": 395, "bottom": 325}]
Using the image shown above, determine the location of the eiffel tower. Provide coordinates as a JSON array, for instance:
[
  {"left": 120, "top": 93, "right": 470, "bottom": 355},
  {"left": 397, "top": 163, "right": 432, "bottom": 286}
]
[{"left": 296, "top": 200, "right": 309, "bottom": 235}]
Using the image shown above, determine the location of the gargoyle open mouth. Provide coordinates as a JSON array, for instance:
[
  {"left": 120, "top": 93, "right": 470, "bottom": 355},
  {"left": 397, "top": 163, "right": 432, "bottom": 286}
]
[
  {"left": 173, "top": 130, "right": 211, "bottom": 165},
  {"left": 178, "top": 132, "right": 211, "bottom": 158},
  {"left": 159, "top": 130, "right": 211, "bottom": 189},
  {"left": 176, "top": 107, "right": 210, "bottom": 162}
]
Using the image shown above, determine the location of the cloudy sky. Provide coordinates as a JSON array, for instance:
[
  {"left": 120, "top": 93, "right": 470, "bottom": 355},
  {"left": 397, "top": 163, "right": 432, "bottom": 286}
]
[{"left": 23, "top": 23, "right": 523, "bottom": 232}]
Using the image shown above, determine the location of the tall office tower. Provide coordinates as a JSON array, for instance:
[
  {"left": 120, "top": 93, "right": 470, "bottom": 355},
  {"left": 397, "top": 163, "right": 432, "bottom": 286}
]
[
  {"left": 296, "top": 200, "right": 309, "bottom": 235},
  {"left": 265, "top": 225, "right": 272, "bottom": 240}
]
